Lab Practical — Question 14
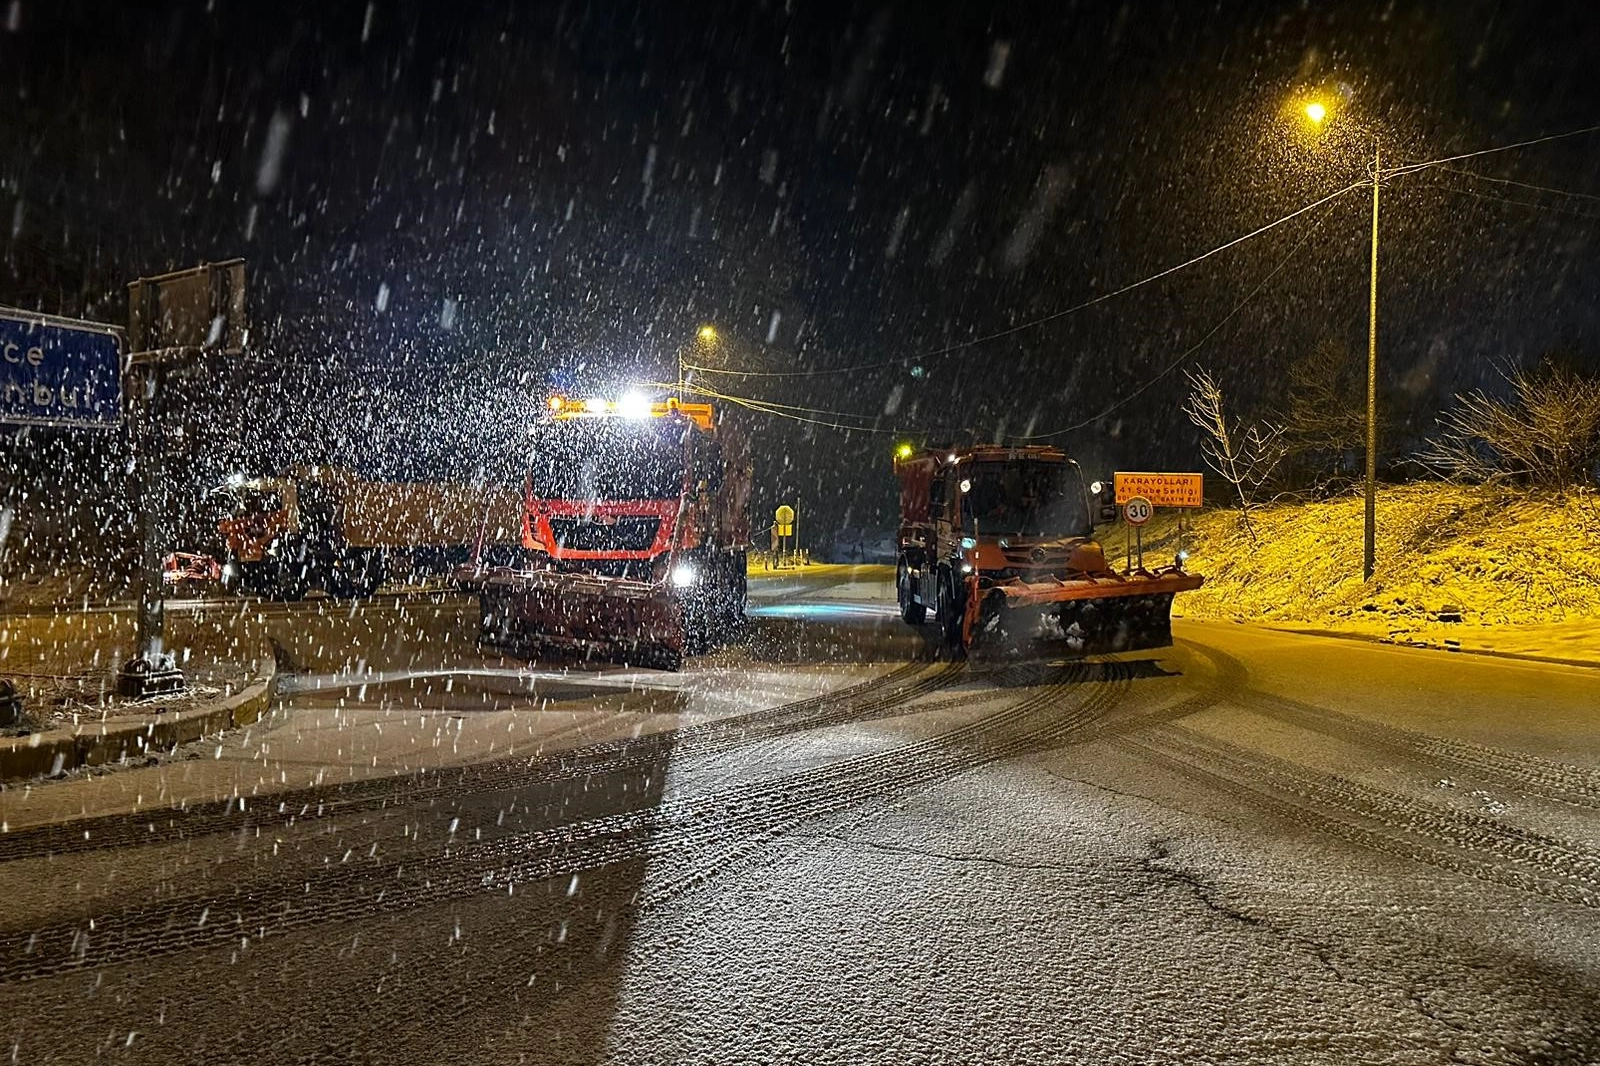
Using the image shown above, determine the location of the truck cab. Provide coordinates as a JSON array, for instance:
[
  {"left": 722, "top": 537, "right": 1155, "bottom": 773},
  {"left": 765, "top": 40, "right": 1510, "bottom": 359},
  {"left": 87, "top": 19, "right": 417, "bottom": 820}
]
[
  {"left": 896, "top": 445, "right": 1100, "bottom": 633},
  {"left": 471, "top": 395, "right": 752, "bottom": 668},
  {"left": 894, "top": 443, "right": 1201, "bottom": 654}
]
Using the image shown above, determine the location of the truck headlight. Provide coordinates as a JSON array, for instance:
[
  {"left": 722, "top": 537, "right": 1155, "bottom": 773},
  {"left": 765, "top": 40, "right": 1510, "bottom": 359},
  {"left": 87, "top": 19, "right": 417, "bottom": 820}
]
[{"left": 671, "top": 562, "right": 699, "bottom": 588}]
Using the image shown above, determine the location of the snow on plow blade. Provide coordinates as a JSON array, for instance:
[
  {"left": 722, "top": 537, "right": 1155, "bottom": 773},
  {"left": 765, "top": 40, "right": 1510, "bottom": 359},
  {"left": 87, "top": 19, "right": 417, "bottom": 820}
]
[
  {"left": 969, "top": 568, "right": 1203, "bottom": 656},
  {"left": 474, "top": 570, "right": 686, "bottom": 670}
]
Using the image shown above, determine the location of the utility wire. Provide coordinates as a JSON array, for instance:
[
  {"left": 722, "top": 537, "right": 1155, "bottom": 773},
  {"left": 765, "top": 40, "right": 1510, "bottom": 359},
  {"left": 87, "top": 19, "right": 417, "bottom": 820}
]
[
  {"left": 646, "top": 378, "right": 892, "bottom": 432},
  {"left": 686, "top": 179, "right": 1369, "bottom": 380},
  {"left": 1021, "top": 199, "right": 1336, "bottom": 440},
  {"left": 1385, "top": 122, "right": 1600, "bottom": 178},
  {"left": 706, "top": 389, "right": 896, "bottom": 433},
  {"left": 1415, "top": 181, "right": 1600, "bottom": 222},
  {"left": 1436, "top": 165, "right": 1600, "bottom": 204},
  {"left": 638, "top": 380, "right": 884, "bottom": 424}
]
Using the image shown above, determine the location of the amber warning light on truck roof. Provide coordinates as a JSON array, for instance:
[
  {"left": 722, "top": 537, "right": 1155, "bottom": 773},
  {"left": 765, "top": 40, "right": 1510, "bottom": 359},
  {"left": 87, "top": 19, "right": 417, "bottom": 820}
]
[{"left": 545, "top": 394, "right": 714, "bottom": 430}]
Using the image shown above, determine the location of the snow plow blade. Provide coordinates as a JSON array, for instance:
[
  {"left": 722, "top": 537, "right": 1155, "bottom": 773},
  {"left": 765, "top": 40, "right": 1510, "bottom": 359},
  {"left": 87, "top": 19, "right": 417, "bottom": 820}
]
[
  {"left": 964, "top": 567, "right": 1203, "bottom": 657},
  {"left": 472, "top": 570, "right": 686, "bottom": 670}
]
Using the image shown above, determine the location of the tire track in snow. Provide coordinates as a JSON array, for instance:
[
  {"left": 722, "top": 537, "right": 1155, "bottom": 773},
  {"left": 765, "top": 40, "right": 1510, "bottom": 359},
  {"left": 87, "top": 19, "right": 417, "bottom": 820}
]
[
  {"left": 1171, "top": 632, "right": 1600, "bottom": 811},
  {"left": 0, "top": 662, "right": 1129, "bottom": 981},
  {"left": 1116, "top": 725, "right": 1600, "bottom": 911},
  {"left": 0, "top": 660, "right": 958, "bottom": 864},
  {"left": 634, "top": 661, "right": 1138, "bottom": 908},
  {"left": 1235, "top": 688, "right": 1600, "bottom": 811}
]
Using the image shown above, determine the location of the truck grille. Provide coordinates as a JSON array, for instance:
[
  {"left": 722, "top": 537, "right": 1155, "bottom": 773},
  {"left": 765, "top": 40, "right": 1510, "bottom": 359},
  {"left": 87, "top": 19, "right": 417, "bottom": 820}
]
[
  {"left": 1000, "top": 545, "right": 1073, "bottom": 569},
  {"left": 547, "top": 516, "right": 661, "bottom": 553}
]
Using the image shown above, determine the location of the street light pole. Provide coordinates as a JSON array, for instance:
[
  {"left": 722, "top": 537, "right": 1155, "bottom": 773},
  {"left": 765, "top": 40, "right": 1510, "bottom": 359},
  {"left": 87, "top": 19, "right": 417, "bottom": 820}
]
[
  {"left": 1297, "top": 98, "right": 1381, "bottom": 581},
  {"left": 682, "top": 324, "right": 718, "bottom": 403},
  {"left": 1364, "top": 141, "right": 1380, "bottom": 581}
]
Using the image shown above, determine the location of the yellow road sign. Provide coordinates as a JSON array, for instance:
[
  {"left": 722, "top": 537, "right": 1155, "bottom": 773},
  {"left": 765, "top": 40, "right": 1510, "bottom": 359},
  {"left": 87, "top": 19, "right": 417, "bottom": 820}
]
[
  {"left": 775, "top": 504, "right": 795, "bottom": 525},
  {"left": 1114, "top": 472, "right": 1203, "bottom": 508},
  {"left": 776, "top": 524, "right": 793, "bottom": 538}
]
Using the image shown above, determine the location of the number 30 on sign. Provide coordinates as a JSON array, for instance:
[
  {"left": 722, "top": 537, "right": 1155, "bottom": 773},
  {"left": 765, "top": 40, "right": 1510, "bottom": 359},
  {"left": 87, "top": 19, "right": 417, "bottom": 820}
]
[{"left": 1122, "top": 496, "right": 1154, "bottom": 525}]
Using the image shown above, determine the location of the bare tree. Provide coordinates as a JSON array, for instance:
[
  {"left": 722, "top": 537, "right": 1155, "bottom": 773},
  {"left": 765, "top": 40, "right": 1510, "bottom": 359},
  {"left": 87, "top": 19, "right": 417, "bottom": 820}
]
[
  {"left": 1183, "top": 368, "right": 1289, "bottom": 543},
  {"left": 1415, "top": 362, "right": 1600, "bottom": 490}
]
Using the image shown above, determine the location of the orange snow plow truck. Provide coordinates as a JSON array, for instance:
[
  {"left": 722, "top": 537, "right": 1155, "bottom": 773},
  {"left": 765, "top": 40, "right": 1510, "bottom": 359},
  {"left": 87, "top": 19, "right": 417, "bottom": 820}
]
[
  {"left": 466, "top": 395, "right": 751, "bottom": 671},
  {"left": 893, "top": 444, "right": 1202, "bottom": 656},
  {"left": 214, "top": 468, "right": 522, "bottom": 599}
]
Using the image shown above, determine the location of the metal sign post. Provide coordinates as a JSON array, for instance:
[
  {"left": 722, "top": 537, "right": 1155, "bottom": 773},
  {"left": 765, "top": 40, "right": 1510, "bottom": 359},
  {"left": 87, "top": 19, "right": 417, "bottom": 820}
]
[
  {"left": 775, "top": 504, "right": 795, "bottom": 568},
  {"left": 1122, "top": 495, "right": 1153, "bottom": 572},
  {"left": 118, "top": 260, "right": 246, "bottom": 699}
]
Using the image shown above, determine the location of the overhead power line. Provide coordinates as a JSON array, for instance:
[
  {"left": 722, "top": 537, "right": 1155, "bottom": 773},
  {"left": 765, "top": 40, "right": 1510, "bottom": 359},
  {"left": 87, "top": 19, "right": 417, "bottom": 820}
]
[
  {"left": 1435, "top": 165, "right": 1600, "bottom": 204},
  {"left": 1416, "top": 181, "right": 1600, "bottom": 222},
  {"left": 1022, "top": 199, "right": 1336, "bottom": 439},
  {"left": 687, "top": 179, "right": 1369, "bottom": 380},
  {"left": 646, "top": 379, "right": 893, "bottom": 433},
  {"left": 1385, "top": 121, "right": 1600, "bottom": 179}
]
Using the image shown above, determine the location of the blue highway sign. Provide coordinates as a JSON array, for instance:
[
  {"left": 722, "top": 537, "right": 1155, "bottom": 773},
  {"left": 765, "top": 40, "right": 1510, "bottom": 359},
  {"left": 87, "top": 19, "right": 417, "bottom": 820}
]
[{"left": 0, "top": 307, "right": 123, "bottom": 427}]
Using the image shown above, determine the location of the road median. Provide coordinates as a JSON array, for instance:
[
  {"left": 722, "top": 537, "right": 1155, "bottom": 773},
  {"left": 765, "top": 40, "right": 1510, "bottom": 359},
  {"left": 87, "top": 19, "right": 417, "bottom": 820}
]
[{"left": 0, "top": 644, "right": 278, "bottom": 782}]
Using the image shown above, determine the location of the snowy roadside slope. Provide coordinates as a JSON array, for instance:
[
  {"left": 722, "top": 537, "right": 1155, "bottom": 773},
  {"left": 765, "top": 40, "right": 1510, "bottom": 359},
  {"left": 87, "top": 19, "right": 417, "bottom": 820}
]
[{"left": 1103, "top": 483, "right": 1600, "bottom": 661}]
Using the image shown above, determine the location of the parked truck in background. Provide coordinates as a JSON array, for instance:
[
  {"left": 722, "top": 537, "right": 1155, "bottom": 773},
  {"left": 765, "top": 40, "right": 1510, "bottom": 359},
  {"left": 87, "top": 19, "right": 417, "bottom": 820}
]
[{"left": 212, "top": 467, "right": 522, "bottom": 600}]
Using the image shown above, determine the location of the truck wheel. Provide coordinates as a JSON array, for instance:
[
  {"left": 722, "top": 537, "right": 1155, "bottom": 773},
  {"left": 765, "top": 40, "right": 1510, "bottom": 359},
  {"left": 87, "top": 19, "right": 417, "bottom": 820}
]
[
  {"left": 237, "top": 562, "right": 273, "bottom": 598},
  {"left": 326, "top": 551, "right": 386, "bottom": 599},
  {"left": 897, "top": 559, "right": 926, "bottom": 625},
  {"left": 729, "top": 551, "right": 748, "bottom": 627},
  {"left": 937, "top": 567, "right": 965, "bottom": 651},
  {"left": 272, "top": 562, "right": 310, "bottom": 602},
  {"left": 324, "top": 560, "right": 359, "bottom": 600},
  {"left": 364, "top": 553, "right": 388, "bottom": 596},
  {"left": 682, "top": 591, "right": 715, "bottom": 656},
  {"left": 478, "top": 591, "right": 509, "bottom": 647}
]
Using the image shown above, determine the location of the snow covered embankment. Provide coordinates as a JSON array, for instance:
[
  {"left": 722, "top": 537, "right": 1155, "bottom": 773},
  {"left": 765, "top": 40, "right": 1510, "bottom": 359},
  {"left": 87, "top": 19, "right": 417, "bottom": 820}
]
[{"left": 1104, "top": 484, "right": 1600, "bottom": 664}]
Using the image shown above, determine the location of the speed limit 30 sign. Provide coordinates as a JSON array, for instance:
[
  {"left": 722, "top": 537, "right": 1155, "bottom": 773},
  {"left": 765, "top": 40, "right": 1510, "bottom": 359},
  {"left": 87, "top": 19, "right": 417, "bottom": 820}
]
[{"left": 1122, "top": 496, "right": 1154, "bottom": 526}]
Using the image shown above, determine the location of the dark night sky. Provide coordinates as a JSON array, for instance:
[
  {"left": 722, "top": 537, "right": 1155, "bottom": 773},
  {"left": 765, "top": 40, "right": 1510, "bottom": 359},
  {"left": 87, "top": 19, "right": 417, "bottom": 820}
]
[{"left": 4, "top": 0, "right": 1599, "bottom": 537}]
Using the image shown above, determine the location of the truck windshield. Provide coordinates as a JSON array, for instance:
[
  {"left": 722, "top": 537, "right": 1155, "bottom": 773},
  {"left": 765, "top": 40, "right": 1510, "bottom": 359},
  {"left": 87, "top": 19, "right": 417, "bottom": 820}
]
[
  {"left": 961, "top": 461, "right": 1090, "bottom": 538},
  {"left": 527, "top": 420, "right": 689, "bottom": 501}
]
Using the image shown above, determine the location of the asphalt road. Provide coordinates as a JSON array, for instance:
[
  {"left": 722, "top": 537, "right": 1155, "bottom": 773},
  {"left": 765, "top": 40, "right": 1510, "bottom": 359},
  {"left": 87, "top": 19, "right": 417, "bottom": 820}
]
[{"left": 1, "top": 567, "right": 1597, "bottom": 1064}]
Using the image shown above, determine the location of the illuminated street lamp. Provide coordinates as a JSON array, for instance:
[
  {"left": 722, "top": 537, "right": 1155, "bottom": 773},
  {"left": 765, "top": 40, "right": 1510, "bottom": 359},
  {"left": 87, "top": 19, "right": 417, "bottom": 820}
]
[
  {"left": 1296, "top": 93, "right": 1381, "bottom": 582},
  {"left": 680, "top": 323, "right": 720, "bottom": 398}
]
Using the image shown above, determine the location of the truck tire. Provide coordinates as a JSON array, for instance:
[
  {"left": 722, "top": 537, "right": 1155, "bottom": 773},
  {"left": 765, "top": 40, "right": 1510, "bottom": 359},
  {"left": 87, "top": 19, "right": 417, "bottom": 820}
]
[
  {"left": 937, "top": 567, "right": 965, "bottom": 651},
  {"left": 271, "top": 561, "right": 310, "bottom": 602},
  {"left": 324, "top": 550, "right": 387, "bottom": 599},
  {"left": 237, "top": 561, "right": 274, "bottom": 598},
  {"left": 730, "top": 550, "right": 748, "bottom": 625},
  {"left": 357, "top": 552, "right": 388, "bottom": 597},
  {"left": 897, "top": 559, "right": 926, "bottom": 625}
]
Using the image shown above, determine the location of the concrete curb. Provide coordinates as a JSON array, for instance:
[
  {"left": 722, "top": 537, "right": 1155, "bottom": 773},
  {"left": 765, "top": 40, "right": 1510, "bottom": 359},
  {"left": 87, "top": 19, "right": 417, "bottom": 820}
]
[
  {"left": 1266, "top": 625, "right": 1600, "bottom": 673},
  {"left": 0, "top": 645, "right": 279, "bottom": 783}
]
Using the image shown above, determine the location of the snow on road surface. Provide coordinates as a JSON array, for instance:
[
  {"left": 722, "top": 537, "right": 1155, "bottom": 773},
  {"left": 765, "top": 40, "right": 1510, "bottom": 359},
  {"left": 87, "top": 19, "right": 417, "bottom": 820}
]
[{"left": 0, "top": 575, "right": 1595, "bottom": 1064}]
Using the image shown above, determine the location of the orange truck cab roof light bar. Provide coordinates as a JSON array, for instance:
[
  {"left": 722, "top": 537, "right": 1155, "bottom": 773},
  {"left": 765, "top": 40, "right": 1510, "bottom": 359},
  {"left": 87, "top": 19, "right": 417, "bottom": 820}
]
[{"left": 545, "top": 395, "right": 714, "bottom": 431}]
